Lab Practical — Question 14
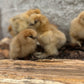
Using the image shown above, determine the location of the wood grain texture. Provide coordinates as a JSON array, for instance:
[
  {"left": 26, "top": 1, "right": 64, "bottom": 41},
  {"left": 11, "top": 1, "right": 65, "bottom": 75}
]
[{"left": 0, "top": 59, "right": 84, "bottom": 84}]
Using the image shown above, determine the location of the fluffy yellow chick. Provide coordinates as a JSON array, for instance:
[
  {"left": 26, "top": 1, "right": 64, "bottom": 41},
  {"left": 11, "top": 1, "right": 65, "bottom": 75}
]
[
  {"left": 28, "top": 14, "right": 66, "bottom": 58},
  {"left": 70, "top": 11, "right": 84, "bottom": 46},
  {"left": 9, "top": 9, "right": 41, "bottom": 37},
  {"left": 9, "top": 29, "right": 37, "bottom": 59}
]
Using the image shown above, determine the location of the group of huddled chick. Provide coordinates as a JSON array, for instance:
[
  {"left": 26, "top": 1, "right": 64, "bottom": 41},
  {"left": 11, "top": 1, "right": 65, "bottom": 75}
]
[{"left": 8, "top": 9, "right": 84, "bottom": 60}]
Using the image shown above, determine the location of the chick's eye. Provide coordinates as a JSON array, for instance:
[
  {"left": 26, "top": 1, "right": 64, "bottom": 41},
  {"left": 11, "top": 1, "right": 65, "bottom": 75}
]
[
  {"left": 29, "top": 36, "right": 33, "bottom": 38},
  {"left": 35, "top": 20, "right": 38, "bottom": 24}
]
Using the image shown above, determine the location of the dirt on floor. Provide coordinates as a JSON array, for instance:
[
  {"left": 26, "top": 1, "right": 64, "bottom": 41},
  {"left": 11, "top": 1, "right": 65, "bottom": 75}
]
[{"left": 0, "top": 38, "right": 84, "bottom": 60}]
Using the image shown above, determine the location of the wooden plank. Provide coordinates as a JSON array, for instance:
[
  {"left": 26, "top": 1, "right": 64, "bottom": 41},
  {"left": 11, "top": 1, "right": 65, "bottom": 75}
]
[{"left": 0, "top": 59, "right": 83, "bottom": 84}]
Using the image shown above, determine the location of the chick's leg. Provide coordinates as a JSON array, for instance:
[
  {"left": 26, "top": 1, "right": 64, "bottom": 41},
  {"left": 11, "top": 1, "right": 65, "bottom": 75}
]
[{"left": 35, "top": 44, "right": 59, "bottom": 59}]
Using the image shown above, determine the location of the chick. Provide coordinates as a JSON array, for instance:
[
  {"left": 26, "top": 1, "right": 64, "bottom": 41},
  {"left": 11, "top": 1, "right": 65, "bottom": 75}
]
[
  {"left": 28, "top": 14, "right": 66, "bottom": 58},
  {"left": 9, "top": 9, "right": 41, "bottom": 37},
  {"left": 9, "top": 29, "right": 37, "bottom": 59},
  {"left": 70, "top": 11, "right": 84, "bottom": 46}
]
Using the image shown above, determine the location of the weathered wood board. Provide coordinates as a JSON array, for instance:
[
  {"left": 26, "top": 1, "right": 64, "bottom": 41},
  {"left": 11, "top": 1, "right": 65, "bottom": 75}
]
[{"left": 0, "top": 59, "right": 83, "bottom": 84}]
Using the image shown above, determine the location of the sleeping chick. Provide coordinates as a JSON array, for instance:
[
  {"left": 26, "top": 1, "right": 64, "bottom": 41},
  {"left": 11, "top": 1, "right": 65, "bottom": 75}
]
[
  {"left": 9, "top": 29, "right": 37, "bottom": 59},
  {"left": 28, "top": 14, "right": 66, "bottom": 59},
  {"left": 9, "top": 9, "right": 41, "bottom": 37},
  {"left": 70, "top": 11, "right": 84, "bottom": 46}
]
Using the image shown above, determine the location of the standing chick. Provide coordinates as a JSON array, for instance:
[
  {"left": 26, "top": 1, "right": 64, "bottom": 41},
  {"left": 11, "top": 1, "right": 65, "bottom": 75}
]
[
  {"left": 9, "top": 9, "right": 40, "bottom": 37},
  {"left": 9, "top": 29, "right": 37, "bottom": 59},
  {"left": 70, "top": 11, "right": 84, "bottom": 46},
  {"left": 28, "top": 14, "right": 66, "bottom": 58}
]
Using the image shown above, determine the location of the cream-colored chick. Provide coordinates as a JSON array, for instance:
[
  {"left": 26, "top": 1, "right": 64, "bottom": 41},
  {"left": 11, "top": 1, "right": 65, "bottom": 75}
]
[
  {"left": 9, "top": 29, "right": 37, "bottom": 59},
  {"left": 9, "top": 9, "right": 41, "bottom": 37},
  {"left": 70, "top": 11, "right": 84, "bottom": 46},
  {"left": 28, "top": 14, "right": 66, "bottom": 58}
]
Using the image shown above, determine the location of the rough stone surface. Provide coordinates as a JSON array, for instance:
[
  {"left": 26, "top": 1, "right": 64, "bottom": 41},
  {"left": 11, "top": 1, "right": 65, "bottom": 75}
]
[{"left": 1, "top": 0, "right": 84, "bottom": 39}]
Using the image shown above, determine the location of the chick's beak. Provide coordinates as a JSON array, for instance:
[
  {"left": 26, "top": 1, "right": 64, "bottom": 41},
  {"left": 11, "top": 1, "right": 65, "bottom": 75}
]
[{"left": 29, "top": 23, "right": 35, "bottom": 26}]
